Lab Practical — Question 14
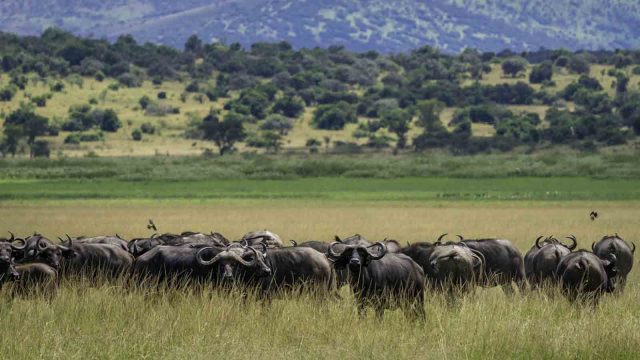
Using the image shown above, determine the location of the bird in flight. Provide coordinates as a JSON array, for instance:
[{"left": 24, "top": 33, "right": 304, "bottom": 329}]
[{"left": 147, "top": 219, "right": 158, "bottom": 231}]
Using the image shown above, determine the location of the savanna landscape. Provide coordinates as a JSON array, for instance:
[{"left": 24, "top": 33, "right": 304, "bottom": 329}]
[{"left": 1, "top": 2, "right": 640, "bottom": 359}]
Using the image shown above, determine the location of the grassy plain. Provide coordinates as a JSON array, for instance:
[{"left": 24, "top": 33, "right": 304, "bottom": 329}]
[
  {"left": 0, "top": 192, "right": 639, "bottom": 359},
  {"left": 0, "top": 143, "right": 638, "bottom": 359}
]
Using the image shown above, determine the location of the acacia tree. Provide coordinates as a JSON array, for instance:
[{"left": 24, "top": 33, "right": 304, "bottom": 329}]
[
  {"left": 199, "top": 110, "right": 246, "bottom": 155},
  {"left": 501, "top": 57, "right": 528, "bottom": 78},
  {"left": 1, "top": 124, "right": 23, "bottom": 157},
  {"left": 416, "top": 99, "right": 445, "bottom": 130},
  {"left": 381, "top": 108, "right": 411, "bottom": 150},
  {"left": 4, "top": 104, "right": 49, "bottom": 158}
]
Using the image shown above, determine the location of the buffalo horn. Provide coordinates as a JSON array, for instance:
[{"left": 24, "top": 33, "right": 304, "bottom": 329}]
[
  {"left": 328, "top": 242, "right": 345, "bottom": 257},
  {"left": 366, "top": 242, "right": 387, "bottom": 260},
  {"left": 435, "top": 233, "right": 448, "bottom": 245},
  {"left": 565, "top": 235, "right": 577, "bottom": 250},
  {"left": 196, "top": 247, "right": 218, "bottom": 266},
  {"left": 10, "top": 237, "right": 27, "bottom": 250},
  {"left": 36, "top": 237, "right": 48, "bottom": 251}
]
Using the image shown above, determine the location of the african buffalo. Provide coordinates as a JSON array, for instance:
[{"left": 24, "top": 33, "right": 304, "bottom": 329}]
[
  {"left": 524, "top": 235, "right": 576, "bottom": 288},
  {"left": 18, "top": 234, "right": 75, "bottom": 270},
  {"left": 240, "top": 230, "right": 283, "bottom": 248},
  {"left": 399, "top": 242, "right": 437, "bottom": 279},
  {"left": 326, "top": 241, "right": 425, "bottom": 320},
  {"left": 196, "top": 243, "right": 335, "bottom": 299},
  {"left": 381, "top": 239, "right": 402, "bottom": 253},
  {"left": 131, "top": 244, "right": 223, "bottom": 286},
  {"left": 71, "top": 234, "right": 129, "bottom": 251},
  {"left": 128, "top": 234, "right": 164, "bottom": 257},
  {"left": 129, "top": 231, "right": 229, "bottom": 257},
  {"left": 426, "top": 242, "right": 483, "bottom": 300},
  {"left": 0, "top": 233, "right": 26, "bottom": 283},
  {"left": 290, "top": 240, "right": 330, "bottom": 253},
  {"left": 592, "top": 234, "right": 635, "bottom": 292},
  {"left": 12, "top": 262, "right": 58, "bottom": 299},
  {"left": 555, "top": 250, "right": 617, "bottom": 305},
  {"left": 456, "top": 235, "right": 526, "bottom": 295},
  {"left": 58, "top": 238, "right": 134, "bottom": 279}
]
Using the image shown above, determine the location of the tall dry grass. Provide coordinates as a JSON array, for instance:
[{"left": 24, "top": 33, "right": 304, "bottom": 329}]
[{"left": 0, "top": 199, "right": 639, "bottom": 359}]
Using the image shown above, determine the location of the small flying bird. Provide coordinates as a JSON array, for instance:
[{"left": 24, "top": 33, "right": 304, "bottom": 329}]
[
  {"left": 590, "top": 211, "right": 598, "bottom": 221},
  {"left": 147, "top": 219, "right": 158, "bottom": 231}
]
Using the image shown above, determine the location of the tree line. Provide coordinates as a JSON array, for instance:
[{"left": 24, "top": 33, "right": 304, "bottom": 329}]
[{"left": 1, "top": 28, "right": 640, "bottom": 157}]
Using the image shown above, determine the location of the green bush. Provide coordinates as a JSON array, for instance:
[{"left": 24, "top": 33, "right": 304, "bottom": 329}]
[
  {"left": 64, "top": 133, "right": 81, "bottom": 144},
  {"left": 140, "top": 123, "right": 156, "bottom": 134},
  {"left": 0, "top": 86, "right": 17, "bottom": 101},
  {"left": 312, "top": 102, "right": 357, "bottom": 130},
  {"left": 32, "top": 140, "right": 50, "bottom": 158},
  {"left": 132, "top": 129, "right": 142, "bottom": 141}
]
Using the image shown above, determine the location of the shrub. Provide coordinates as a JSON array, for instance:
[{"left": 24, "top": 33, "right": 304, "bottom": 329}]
[
  {"left": 145, "top": 103, "right": 180, "bottom": 116},
  {"left": 157, "top": 91, "right": 167, "bottom": 99},
  {"left": 118, "top": 73, "right": 142, "bottom": 88},
  {"left": 51, "top": 82, "right": 65, "bottom": 92},
  {"left": 64, "top": 133, "right": 81, "bottom": 144},
  {"left": 260, "top": 114, "right": 293, "bottom": 135},
  {"left": 567, "top": 55, "right": 590, "bottom": 74},
  {"left": 79, "top": 132, "right": 103, "bottom": 142},
  {"left": 312, "top": 102, "right": 357, "bottom": 130},
  {"left": 529, "top": 62, "right": 553, "bottom": 84},
  {"left": 185, "top": 81, "right": 200, "bottom": 93},
  {"left": 32, "top": 140, "right": 50, "bottom": 158},
  {"left": 139, "top": 95, "right": 152, "bottom": 110},
  {"left": 501, "top": 57, "right": 527, "bottom": 77},
  {"left": 140, "top": 122, "right": 156, "bottom": 134},
  {"left": 132, "top": 129, "right": 142, "bottom": 141},
  {"left": 272, "top": 96, "right": 305, "bottom": 118},
  {"left": 0, "top": 86, "right": 17, "bottom": 101}
]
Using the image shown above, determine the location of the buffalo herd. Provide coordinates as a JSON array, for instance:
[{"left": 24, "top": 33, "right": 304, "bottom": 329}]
[{"left": 0, "top": 230, "right": 635, "bottom": 318}]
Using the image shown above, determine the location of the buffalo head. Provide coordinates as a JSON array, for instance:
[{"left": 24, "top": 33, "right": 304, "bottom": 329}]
[
  {"left": 30, "top": 235, "right": 76, "bottom": 269},
  {"left": 196, "top": 243, "right": 271, "bottom": 282},
  {"left": 326, "top": 241, "right": 387, "bottom": 270}
]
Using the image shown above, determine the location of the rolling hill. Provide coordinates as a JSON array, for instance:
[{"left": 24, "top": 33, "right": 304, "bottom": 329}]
[{"left": 1, "top": 0, "right": 639, "bottom": 52}]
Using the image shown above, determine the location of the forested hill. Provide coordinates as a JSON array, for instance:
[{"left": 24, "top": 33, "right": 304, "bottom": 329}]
[{"left": 1, "top": 0, "right": 640, "bottom": 52}]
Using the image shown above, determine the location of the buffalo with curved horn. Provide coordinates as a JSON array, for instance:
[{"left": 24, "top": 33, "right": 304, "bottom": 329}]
[
  {"left": 327, "top": 241, "right": 425, "bottom": 320},
  {"left": 555, "top": 250, "right": 617, "bottom": 305},
  {"left": 0, "top": 232, "right": 28, "bottom": 283},
  {"left": 197, "top": 242, "right": 335, "bottom": 299},
  {"left": 524, "top": 235, "right": 576, "bottom": 289},
  {"left": 591, "top": 234, "right": 635, "bottom": 293}
]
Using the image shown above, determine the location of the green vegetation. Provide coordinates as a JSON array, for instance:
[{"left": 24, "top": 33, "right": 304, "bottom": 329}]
[
  {"left": 1, "top": 152, "right": 640, "bottom": 181},
  {"left": 1, "top": 29, "right": 640, "bottom": 159},
  {"left": 1, "top": 177, "right": 639, "bottom": 201}
]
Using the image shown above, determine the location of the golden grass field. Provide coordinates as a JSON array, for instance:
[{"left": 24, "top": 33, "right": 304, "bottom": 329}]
[{"left": 1, "top": 199, "right": 639, "bottom": 359}]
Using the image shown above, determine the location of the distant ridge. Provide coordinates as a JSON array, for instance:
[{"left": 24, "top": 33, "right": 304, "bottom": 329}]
[{"left": 1, "top": 0, "right": 639, "bottom": 52}]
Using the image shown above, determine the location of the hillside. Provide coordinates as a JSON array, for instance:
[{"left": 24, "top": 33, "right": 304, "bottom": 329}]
[
  {"left": 1, "top": 0, "right": 640, "bottom": 52},
  {"left": 1, "top": 30, "right": 640, "bottom": 159}
]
